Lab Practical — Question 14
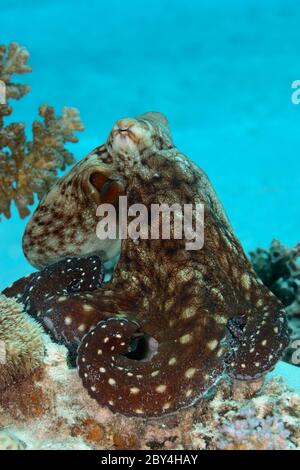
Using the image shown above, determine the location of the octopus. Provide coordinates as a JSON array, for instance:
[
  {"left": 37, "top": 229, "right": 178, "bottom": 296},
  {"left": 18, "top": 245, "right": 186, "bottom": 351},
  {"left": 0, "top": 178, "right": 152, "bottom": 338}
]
[{"left": 3, "top": 112, "right": 290, "bottom": 417}]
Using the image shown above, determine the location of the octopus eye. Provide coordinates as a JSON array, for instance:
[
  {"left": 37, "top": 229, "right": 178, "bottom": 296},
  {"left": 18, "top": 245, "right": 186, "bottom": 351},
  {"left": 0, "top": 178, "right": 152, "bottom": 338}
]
[
  {"left": 90, "top": 171, "right": 125, "bottom": 206},
  {"left": 124, "top": 332, "right": 159, "bottom": 362},
  {"left": 89, "top": 172, "right": 107, "bottom": 191}
]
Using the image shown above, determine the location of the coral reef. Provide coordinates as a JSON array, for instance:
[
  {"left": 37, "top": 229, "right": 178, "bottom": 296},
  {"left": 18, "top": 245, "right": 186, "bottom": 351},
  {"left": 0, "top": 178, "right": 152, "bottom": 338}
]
[
  {"left": 0, "top": 42, "right": 84, "bottom": 220},
  {"left": 17, "top": 112, "right": 289, "bottom": 417},
  {"left": 192, "top": 376, "right": 300, "bottom": 450},
  {"left": 0, "top": 294, "right": 44, "bottom": 391},
  {"left": 0, "top": 336, "right": 299, "bottom": 450},
  {"left": 217, "top": 406, "right": 291, "bottom": 450},
  {"left": 250, "top": 240, "right": 300, "bottom": 365}
]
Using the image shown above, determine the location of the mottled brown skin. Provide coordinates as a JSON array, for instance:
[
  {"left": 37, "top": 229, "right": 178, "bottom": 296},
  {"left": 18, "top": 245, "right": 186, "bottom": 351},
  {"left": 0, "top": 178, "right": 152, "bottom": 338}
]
[{"left": 20, "top": 112, "right": 289, "bottom": 417}]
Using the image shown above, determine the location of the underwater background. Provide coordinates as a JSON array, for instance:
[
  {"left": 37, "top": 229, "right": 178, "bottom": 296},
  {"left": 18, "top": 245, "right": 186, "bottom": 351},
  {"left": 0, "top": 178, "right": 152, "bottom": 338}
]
[{"left": 0, "top": 0, "right": 300, "bottom": 290}]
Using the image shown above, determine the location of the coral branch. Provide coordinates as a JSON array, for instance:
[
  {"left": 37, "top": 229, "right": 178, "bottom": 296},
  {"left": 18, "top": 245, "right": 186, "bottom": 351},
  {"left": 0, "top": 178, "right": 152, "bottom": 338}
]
[{"left": 0, "top": 42, "right": 84, "bottom": 220}]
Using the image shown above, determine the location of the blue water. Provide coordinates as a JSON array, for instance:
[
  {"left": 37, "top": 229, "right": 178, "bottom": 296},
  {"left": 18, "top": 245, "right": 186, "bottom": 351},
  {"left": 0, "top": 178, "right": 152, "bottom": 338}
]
[{"left": 0, "top": 0, "right": 300, "bottom": 290}]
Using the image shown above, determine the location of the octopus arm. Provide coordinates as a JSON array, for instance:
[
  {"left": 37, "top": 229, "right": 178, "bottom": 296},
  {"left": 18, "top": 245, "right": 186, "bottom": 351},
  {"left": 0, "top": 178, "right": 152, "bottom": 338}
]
[
  {"left": 77, "top": 312, "right": 226, "bottom": 417},
  {"left": 226, "top": 294, "right": 290, "bottom": 379}
]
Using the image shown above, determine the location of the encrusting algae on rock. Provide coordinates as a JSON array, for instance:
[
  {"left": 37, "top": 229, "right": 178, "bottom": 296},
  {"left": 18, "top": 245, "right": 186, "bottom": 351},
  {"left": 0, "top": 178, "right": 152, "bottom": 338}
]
[{"left": 0, "top": 294, "right": 44, "bottom": 391}]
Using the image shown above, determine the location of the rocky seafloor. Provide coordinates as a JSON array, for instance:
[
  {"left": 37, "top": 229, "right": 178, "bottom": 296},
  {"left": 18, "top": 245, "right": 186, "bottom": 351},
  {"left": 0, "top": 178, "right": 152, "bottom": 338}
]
[{"left": 0, "top": 333, "right": 299, "bottom": 451}]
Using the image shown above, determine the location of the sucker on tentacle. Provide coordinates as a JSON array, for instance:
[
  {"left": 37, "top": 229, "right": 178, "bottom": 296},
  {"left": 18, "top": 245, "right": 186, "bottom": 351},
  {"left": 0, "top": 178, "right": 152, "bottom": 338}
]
[{"left": 9, "top": 111, "right": 289, "bottom": 417}]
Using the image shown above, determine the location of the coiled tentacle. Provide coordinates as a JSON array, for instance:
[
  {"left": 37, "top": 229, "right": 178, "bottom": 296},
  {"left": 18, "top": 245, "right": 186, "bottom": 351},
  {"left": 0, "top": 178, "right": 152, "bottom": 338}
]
[{"left": 77, "top": 312, "right": 225, "bottom": 417}]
